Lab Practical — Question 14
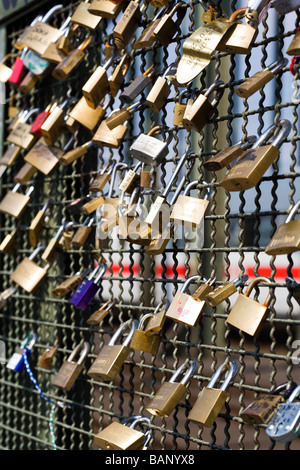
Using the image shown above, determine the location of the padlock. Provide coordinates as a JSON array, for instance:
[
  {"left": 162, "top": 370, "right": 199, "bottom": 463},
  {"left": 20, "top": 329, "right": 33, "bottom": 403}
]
[
  {"left": 41, "top": 20, "right": 76, "bottom": 65},
  {"left": 18, "top": 71, "right": 39, "bottom": 94},
  {"left": 119, "top": 162, "right": 142, "bottom": 194},
  {"left": 170, "top": 180, "right": 211, "bottom": 228},
  {"left": 88, "top": 0, "right": 125, "bottom": 19},
  {"left": 6, "top": 333, "right": 38, "bottom": 373},
  {"left": 205, "top": 274, "right": 249, "bottom": 307},
  {"left": 204, "top": 135, "right": 257, "bottom": 171},
  {"left": 265, "top": 200, "right": 300, "bottom": 255},
  {"left": 0, "top": 53, "right": 13, "bottom": 83},
  {"left": 24, "top": 136, "right": 74, "bottom": 176},
  {"left": 37, "top": 344, "right": 59, "bottom": 370},
  {"left": 7, "top": 49, "right": 29, "bottom": 89},
  {"left": 133, "top": 5, "right": 169, "bottom": 50},
  {"left": 152, "top": 2, "right": 187, "bottom": 47},
  {"left": 109, "top": 53, "right": 130, "bottom": 97},
  {"left": 112, "top": 0, "right": 145, "bottom": 50},
  {"left": 105, "top": 101, "right": 143, "bottom": 130},
  {"left": 235, "top": 59, "right": 288, "bottom": 99},
  {"left": 272, "top": 0, "right": 300, "bottom": 14},
  {"left": 165, "top": 274, "right": 212, "bottom": 328},
  {"left": 226, "top": 276, "right": 272, "bottom": 336},
  {"left": 89, "top": 162, "right": 114, "bottom": 193},
  {"left": 30, "top": 103, "right": 56, "bottom": 138},
  {"left": 182, "top": 80, "right": 225, "bottom": 133},
  {"left": 173, "top": 89, "right": 191, "bottom": 127},
  {"left": 69, "top": 261, "right": 107, "bottom": 310},
  {"left": 241, "top": 382, "right": 298, "bottom": 425},
  {"left": 86, "top": 299, "right": 117, "bottom": 325},
  {"left": 92, "top": 119, "right": 128, "bottom": 148},
  {"left": 66, "top": 195, "right": 92, "bottom": 215},
  {"left": 41, "top": 221, "right": 74, "bottom": 265},
  {"left": 130, "top": 126, "right": 172, "bottom": 166},
  {"left": 0, "top": 286, "right": 17, "bottom": 311},
  {"left": 87, "top": 319, "right": 139, "bottom": 381},
  {"left": 52, "top": 35, "right": 93, "bottom": 81},
  {"left": 68, "top": 96, "right": 108, "bottom": 132},
  {"left": 10, "top": 245, "right": 51, "bottom": 293},
  {"left": 220, "top": 119, "right": 291, "bottom": 192},
  {"left": 130, "top": 313, "right": 162, "bottom": 354},
  {"left": 142, "top": 302, "right": 167, "bottom": 335},
  {"left": 287, "top": 27, "right": 300, "bottom": 56},
  {"left": 120, "top": 66, "right": 154, "bottom": 104},
  {"left": 146, "top": 63, "right": 177, "bottom": 113},
  {"left": 286, "top": 277, "right": 300, "bottom": 306},
  {"left": 266, "top": 384, "right": 300, "bottom": 442},
  {"left": 188, "top": 360, "right": 238, "bottom": 427},
  {"left": 28, "top": 199, "right": 55, "bottom": 247},
  {"left": 59, "top": 141, "right": 96, "bottom": 166},
  {"left": 41, "top": 97, "right": 78, "bottom": 146},
  {"left": 0, "top": 227, "right": 20, "bottom": 255},
  {"left": 82, "top": 56, "right": 114, "bottom": 109},
  {"left": 6, "top": 107, "right": 40, "bottom": 150},
  {"left": 71, "top": 0, "right": 103, "bottom": 30},
  {"left": 52, "top": 342, "right": 90, "bottom": 391},
  {"left": 72, "top": 215, "right": 96, "bottom": 249},
  {"left": 93, "top": 415, "right": 151, "bottom": 450},
  {"left": 52, "top": 269, "right": 90, "bottom": 297},
  {"left": 146, "top": 360, "right": 197, "bottom": 417},
  {"left": 0, "top": 183, "right": 34, "bottom": 218}
]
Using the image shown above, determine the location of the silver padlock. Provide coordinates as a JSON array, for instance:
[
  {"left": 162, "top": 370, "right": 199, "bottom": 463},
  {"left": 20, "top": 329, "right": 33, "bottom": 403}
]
[
  {"left": 266, "top": 385, "right": 300, "bottom": 443},
  {"left": 129, "top": 126, "right": 172, "bottom": 166}
]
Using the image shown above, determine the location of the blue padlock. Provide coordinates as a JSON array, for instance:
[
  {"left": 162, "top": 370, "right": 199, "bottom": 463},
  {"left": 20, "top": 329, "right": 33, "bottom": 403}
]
[
  {"left": 69, "top": 261, "right": 107, "bottom": 311},
  {"left": 6, "top": 333, "right": 38, "bottom": 373}
]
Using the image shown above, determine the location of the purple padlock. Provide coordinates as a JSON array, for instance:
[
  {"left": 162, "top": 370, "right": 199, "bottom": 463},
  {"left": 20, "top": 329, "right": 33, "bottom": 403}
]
[{"left": 69, "top": 262, "right": 107, "bottom": 311}]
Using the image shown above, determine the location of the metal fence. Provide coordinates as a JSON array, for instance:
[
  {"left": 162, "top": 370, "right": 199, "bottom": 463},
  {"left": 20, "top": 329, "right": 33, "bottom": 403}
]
[{"left": 0, "top": 0, "right": 300, "bottom": 451}]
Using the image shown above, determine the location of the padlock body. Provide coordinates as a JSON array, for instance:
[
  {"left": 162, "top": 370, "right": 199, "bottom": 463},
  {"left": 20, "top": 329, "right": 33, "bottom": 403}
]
[
  {"left": 72, "top": 226, "right": 93, "bottom": 248},
  {"left": 10, "top": 258, "right": 48, "bottom": 293},
  {"left": 145, "top": 229, "right": 170, "bottom": 254},
  {"left": 130, "top": 329, "right": 161, "bottom": 354},
  {"left": 14, "top": 163, "right": 36, "bottom": 184},
  {"left": 170, "top": 195, "right": 209, "bottom": 228},
  {"left": 6, "top": 347, "right": 31, "bottom": 372},
  {"left": 69, "top": 279, "right": 100, "bottom": 310},
  {"left": 266, "top": 402, "right": 300, "bottom": 442},
  {"left": 119, "top": 169, "right": 140, "bottom": 194},
  {"left": 217, "top": 23, "right": 258, "bottom": 54},
  {"left": 130, "top": 134, "right": 168, "bottom": 166},
  {"left": 81, "top": 195, "right": 105, "bottom": 215},
  {"left": 86, "top": 303, "right": 112, "bottom": 325},
  {"left": 265, "top": 220, "right": 300, "bottom": 255},
  {"left": 52, "top": 361, "right": 83, "bottom": 391},
  {"left": 153, "top": 15, "right": 178, "bottom": 47},
  {"left": 0, "top": 229, "right": 18, "bottom": 254},
  {"left": 60, "top": 145, "right": 89, "bottom": 166},
  {"left": 205, "top": 282, "right": 237, "bottom": 307},
  {"left": 41, "top": 108, "right": 65, "bottom": 146},
  {"left": 87, "top": 344, "right": 130, "bottom": 381},
  {"left": 287, "top": 30, "right": 300, "bottom": 56},
  {"left": 0, "top": 62, "right": 12, "bottom": 83},
  {"left": 220, "top": 145, "right": 280, "bottom": 192},
  {"left": 146, "top": 382, "right": 187, "bottom": 417},
  {"left": 182, "top": 95, "right": 214, "bottom": 133},
  {"left": 144, "top": 308, "right": 166, "bottom": 335},
  {"left": 113, "top": 0, "right": 142, "bottom": 48},
  {"left": 226, "top": 294, "right": 268, "bottom": 336},
  {"left": 71, "top": 1, "right": 103, "bottom": 29},
  {"left": 7, "top": 122, "right": 35, "bottom": 149},
  {"left": 235, "top": 70, "right": 274, "bottom": 99},
  {"left": 204, "top": 144, "right": 244, "bottom": 171},
  {"left": 93, "top": 120, "right": 127, "bottom": 148},
  {"left": 89, "top": 173, "right": 111, "bottom": 192},
  {"left": 93, "top": 422, "right": 145, "bottom": 450},
  {"left": 1, "top": 145, "right": 21, "bottom": 166},
  {"left": 145, "top": 196, "right": 170, "bottom": 235},
  {"left": 119, "top": 215, "right": 152, "bottom": 246},
  {"left": 0, "top": 190, "right": 30, "bottom": 218},
  {"left": 166, "top": 291, "right": 206, "bottom": 327},
  {"left": 82, "top": 67, "right": 110, "bottom": 109},
  {"left": 133, "top": 18, "right": 161, "bottom": 49},
  {"left": 120, "top": 75, "right": 151, "bottom": 103},
  {"left": 188, "top": 387, "right": 229, "bottom": 427},
  {"left": 52, "top": 274, "right": 84, "bottom": 297},
  {"left": 52, "top": 50, "right": 85, "bottom": 81},
  {"left": 173, "top": 103, "right": 187, "bottom": 126},
  {"left": 241, "top": 394, "right": 285, "bottom": 425},
  {"left": 29, "top": 211, "right": 46, "bottom": 247},
  {"left": 70, "top": 96, "right": 105, "bottom": 131},
  {"left": 88, "top": 0, "right": 124, "bottom": 19},
  {"left": 146, "top": 77, "right": 171, "bottom": 112},
  {"left": 41, "top": 238, "right": 60, "bottom": 265},
  {"left": 24, "top": 138, "right": 64, "bottom": 175},
  {"left": 17, "top": 21, "right": 62, "bottom": 56}
]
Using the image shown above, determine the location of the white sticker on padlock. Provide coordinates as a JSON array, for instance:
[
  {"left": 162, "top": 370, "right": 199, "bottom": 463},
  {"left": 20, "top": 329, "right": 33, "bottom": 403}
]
[{"left": 6, "top": 352, "right": 22, "bottom": 370}]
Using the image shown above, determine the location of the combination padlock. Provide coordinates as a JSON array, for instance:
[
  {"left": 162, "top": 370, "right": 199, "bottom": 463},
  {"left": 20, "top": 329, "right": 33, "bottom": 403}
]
[
  {"left": 10, "top": 245, "right": 51, "bottom": 293},
  {"left": 170, "top": 180, "right": 211, "bottom": 229},
  {"left": 6, "top": 332, "right": 38, "bottom": 373},
  {"left": 86, "top": 299, "right": 117, "bottom": 325},
  {"left": 203, "top": 136, "right": 257, "bottom": 171},
  {"left": 52, "top": 269, "right": 90, "bottom": 298},
  {"left": 226, "top": 276, "right": 272, "bottom": 337},
  {"left": 94, "top": 415, "right": 151, "bottom": 450},
  {"left": 188, "top": 360, "right": 238, "bottom": 427},
  {"left": 0, "top": 183, "right": 34, "bottom": 219},
  {"left": 87, "top": 319, "right": 139, "bottom": 381},
  {"left": 266, "top": 384, "right": 300, "bottom": 443},
  {"left": 129, "top": 126, "right": 172, "bottom": 167},
  {"left": 52, "top": 342, "right": 90, "bottom": 391},
  {"left": 265, "top": 200, "right": 300, "bottom": 255},
  {"left": 69, "top": 261, "right": 107, "bottom": 311},
  {"left": 29, "top": 199, "right": 55, "bottom": 247},
  {"left": 146, "top": 360, "right": 197, "bottom": 417},
  {"left": 205, "top": 274, "right": 249, "bottom": 307},
  {"left": 130, "top": 313, "right": 162, "bottom": 355}
]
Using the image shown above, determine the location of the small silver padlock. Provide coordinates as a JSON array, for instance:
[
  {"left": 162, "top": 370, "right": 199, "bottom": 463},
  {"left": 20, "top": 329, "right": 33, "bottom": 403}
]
[
  {"left": 129, "top": 126, "right": 172, "bottom": 166},
  {"left": 266, "top": 385, "right": 300, "bottom": 443}
]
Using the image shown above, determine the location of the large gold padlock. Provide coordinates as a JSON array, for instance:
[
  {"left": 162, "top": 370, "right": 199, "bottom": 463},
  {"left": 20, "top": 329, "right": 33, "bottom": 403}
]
[
  {"left": 87, "top": 319, "right": 138, "bottom": 381},
  {"left": 226, "top": 277, "right": 272, "bottom": 336},
  {"left": 88, "top": 0, "right": 125, "bottom": 19},
  {"left": 113, "top": 0, "right": 143, "bottom": 49},
  {"left": 68, "top": 96, "right": 110, "bottom": 131},
  {"left": 10, "top": 245, "right": 51, "bottom": 293},
  {"left": 220, "top": 120, "right": 291, "bottom": 192},
  {"left": 82, "top": 56, "right": 114, "bottom": 109},
  {"left": 29, "top": 199, "right": 55, "bottom": 247},
  {"left": 170, "top": 180, "right": 211, "bottom": 229},
  {"left": 205, "top": 274, "right": 249, "bottom": 307},
  {"left": 188, "top": 360, "right": 238, "bottom": 427},
  {"left": 203, "top": 136, "right": 257, "bottom": 171},
  {"left": 265, "top": 200, "right": 300, "bottom": 255},
  {"left": 94, "top": 415, "right": 151, "bottom": 450},
  {"left": 130, "top": 313, "right": 162, "bottom": 355},
  {"left": 86, "top": 299, "right": 116, "bottom": 325},
  {"left": 24, "top": 137, "right": 68, "bottom": 176},
  {"left": 52, "top": 342, "right": 90, "bottom": 391},
  {"left": 146, "top": 360, "right": 197, "bottom": 417},
  {"left": 0, "top": 183, "right": 34, "bottom": 219},
  {"left": 71, "top": 0, "right": 103, "bottom": 30},
  {"left": 216, "top": 8, "right": 259, "bottom": 55}
]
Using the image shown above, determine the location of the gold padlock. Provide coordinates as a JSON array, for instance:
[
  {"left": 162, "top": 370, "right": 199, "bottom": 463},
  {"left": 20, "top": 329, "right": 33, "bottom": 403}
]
[
  {"left": 52, "top": 342, "right": 90, "bottom": 391},
  {"left": 109, "top": 53, "right": 130, "bottom": 97},
  {"left": 59, "top": 141, "right": 96, "bottom": 166},
  {"left": 86, "top": 299, "right": 116, "bottom": 325},
  {"left": 216, "top": 8, "right": 259, "bottom": 55},
  {"left": 133, "top": 5, "right": 169, "bottom": 49},
  {"left": 0, "top": 227, "right": 20, "bottom": 255},
  {"left": 143, "top": 302, "right": 167, "bottom": 335},
  {"left": 205, "top": 274, "right": 249, "bottom": 307},
  {"left": 119, "top": 162, "right": 142, "bottom": 194},
  {"left": 52, "top": 35, "right": 93, "bottom": 81},
  {"left": 188, "top": 360, "right": 238, "bottom": 427},
  {"left": 89, "top": 162, "right": 113, "bottom": 193},
  {"left": 24, "top": 137, "right": 72, "bottom": 176},
  {"left": 72, "top": 215, "right": 95, "bottom": 249},
  {"left": 13, "top": 162, "right": 37, "bottom": 185},
  {"left": 113, "top": 0, "right": 144, "bottom": 49},
  {"left": 220, "top": 120, "right": 291, "bottom": 192},
  {"left": 287, "top": 28, "right": 300, "bottom": 56},
  {"left": 170, "top": 180, "right": 211, "bottom": 229},
  {"left": 88, "top": 0, "right": 125, "bottom": 19},
  {"left": 152, "top": 1, "right": 187, "bottom": 47},
  {"left": 94, "top": 415, "right": 151, "bottom": 450},
  {"left": 6, "top": 107, "right": 40, "bottom": 150},
  {"left": 0, "top": 286, "right": 17, "bottom": 311},
  {"left": 146, "top": 63, "right": 177, "bottom": 113},
  {"left": 146, "top": 360, "right": 197, "bottom": 417},
  {"left": 41, "top": 97, "right": 78, "bottom": 146},
  {"left": 203, "top": 135, "right": 257, "bottom": 171},
  {"left": 0, "top": 183, "right": 34, "bottom": 218},
  {"left": 37, "top": 344, "right": 59, "bottom": 370},
  {"left": 87, "top": 319, "right": 138, "bottom": 381},
  {"left": 265, "top": 200, "right": 300, "bottom": 255},
  {"left": 29, "top": 199, "right": 55, "bottom": 247},
  {"left": 82, "top": 57, "right": 114, "bottom": 109},
  {"left": 41, "top": 221, "right": 74, "bottom": 265},
  {"left": 130, "top": 313, "right": 162, "bottom": 355},
  {"left": 71, "top": 0, "right": 103, "bottom": 29},
  {"left": 52, "top": 269, "right": 90, "bottom": 297},
  {"left": 92, "top": 119, "right": 128, "bottom": 148},
  {"left": 226, "top": 276, "right": 272, "bottom": 336},
  {"left": 10, "top": 245, "right": 51, "bottom": 293}
]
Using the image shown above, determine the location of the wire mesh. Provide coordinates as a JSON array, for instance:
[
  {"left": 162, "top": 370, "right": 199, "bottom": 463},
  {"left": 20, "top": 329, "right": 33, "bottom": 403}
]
[{"left": 0, "top": 0, "right": 300, "bottom": 451}]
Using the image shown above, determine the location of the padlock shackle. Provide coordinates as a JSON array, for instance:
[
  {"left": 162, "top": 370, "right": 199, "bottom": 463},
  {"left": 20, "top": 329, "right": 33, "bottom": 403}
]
[
  {"left": 109, "top": 319, "right": 139, "bottom": 347},
  {"left": 138, "top": 313, "right": 155, "bottom": 331},
  {"left": 270, "top": 381, "right": 298, "bottom": 400},
  {"left": 94, "top": 262, "right": 108, "bottom": 284},
  {"left": 28, "top": 245, "right": 46, "bottom": 260},
  {"left": 41, "top": 4, "right": 63, "bottom": 23},
  {"left": 272, "top": 120, "right": 291, "bottom": 149},
  {"left": 162, "top": 151, "right": 194, "bottom": 198},
  {"left": 182, "top": 180, "right": 212, "bottom": 200},
  {"left": 170, "top": 175, "right": 187, "bottom": 205},
  {"left": 252, "top": 123, "right": 276, "bottom": 150},
  {"left": 203, "top": 80, "right": 225, "bottom": 100},
  {"left": 129, "top": 416, "right": 151, "bottom": 429},
  {"left": 169, "top": 360, "right": 197, "bottom": 386},
  {"left": 287, "top": 384, "right": 300, "bottom": 403},
  {"left": 108, "top": 162, "right": 128, "bottom": 197},
  {"left": 180, "top": 274, "right": 202, "bottom": 294},
  {"left": 268, "top": 58, "right": 288, "bottom": 75},
  {"left": 26, "top": 332, "right": 38, "bottom": 351},
  {"left": 231, "top": 274, "right": 249, "bottom": 287},
  {"left": 244, "top": 276, "right": 272, "bottom": 307},
  {"left": 285, "top": 199, "right": 300, "bottom": 223},
  {"left": 207, "top": 360, "right": 238, "bottom": 391},
  {"left": 61, "top": 96, "right": 78, "bottom": 111},
  {"left": 246, "top": 0, "right": 273, "bottom": 25},
  {"left": 23, "top": 107, "right": 41, "bottom": 124},
  {"left": 67, "top": 341, "right": 90, "bottom": 365}
]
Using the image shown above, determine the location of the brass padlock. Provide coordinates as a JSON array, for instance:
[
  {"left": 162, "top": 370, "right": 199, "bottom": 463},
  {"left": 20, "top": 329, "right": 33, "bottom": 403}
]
[
  {"left": 86, "top": 299, "right": 116, "bottom": 325},
  {"left": 52, "top": 269, "right": 90, "bottom": 297},
  {"left": 67, "top": 96, "right": 110, "bottom": 132},
  {"left": 29, "top": 199, "right": 55, "bottom": 247},
  {"left": 92, "top": 119, "right": 128, "bottom": 148},
  {"left": 205, "top": 274, "right": 249, "bottom": 307},
  {"left": 182, "top": 80, "right": 225, "bottom": 133},
  {"left": 203, "top": 136, "right": 257, "bottom": 171},
  {"left": 13, "top": 162, "right": 37, "bottom": 185},
  {"left": 146, "top": 360, "right": 197, "bottom": 417},
  {"left": 0, "top": 183, "right": 34, "bottom": 218},
  {"left": 41, "top": 20, "right": 76, "bottom": 64},
  {"left": 119, "top": 162, "right": 142, "bottom": 194},
  {"left": 18, "top": 71, "right": 39, "bottom": 93},
  {"left": 145, "top": 223, "right": 174, "bottom": 255},
  {"left": 173, "top": 89, "right": 191, "bottom": 127},
  {"left": 72, "top": 215, "right": 96, "bottom": 249},
  {"left": 105, "top": 100, "right": 141, "bottom": 130},
  {"left": 59, "top": 141, "right": 96, "bottom": 166},
  {"left": 130, "top": 313, "right": 162, "bottom": 355},
  {"left": 87, "top": 319, "right": 138, "bottom": 381},
  {"left": 82, "top": 56, "right": 114, "bottom": 109},
  {"left": 0, "top": 228, "right": 20, "bottom": 255},
  {"left": 88, "top": 0, "right": 125, "bottom": 19},
  {"left": 37, "top": 344, "right": 59, "bottom": 370},
  {"left": 287, "top": 28, "right": 300, "bottom": 56},
  {"left": 152, "top": 2, "right": 187, "bottom": 47},
  {"left": 41, "top": 97, "right": 78, "bottom": 146},
  {"left": 120, "top": 66, "right": 154, "bottom": 104},
  {"left": 0, "top": 144, "right": 22, "bottom": 169},
  {"left": 146, "top": 63, "right": 177, "bottom": 113},
  {"left": 226, "top": 277, "right": 272, "bottom": 336},
  {"left": 130, "top": 126, "right": 172, "bottom": 166},
  {"left": 24, "top": 136, "right": 73, "bottom": 176},
  {"left": 265, "top": 200, "right": 300, "bottom": 255},
  {"left": 220, "top": 119, "right": 291, "bottom": 192},
  {"left": 0, "top": 53, "right": 13, "bottom": 83},
  {"left": 170, "top": 180, "right": 211, "bottom": 229},
  {"left": 241, "top": 382, "right": 298, "bottom": 425},
  {"left": 41, "top": 221, "right": 74, "bottom": 265},
  {"left": 286, "top": 277, "right": 300, "bottom": 306},
  {"left": 118, "top": 191, "right": 153, "bottom": 246},
  {"left": 165, "top": 274, "right": 211, "bottom": 328},
  {"left": 89, "top": 162, "right": 113, "bottom": 193},
  {"left": 113, "top": 0, "right": 144, "bottom": 49},
  {"left": 52, "top": 342, "right": 90, "bottom": 391},
  {"left": 0, "top": 286, "right": 17, "bottom": 311},
  {"left": 188, "top": 360, "right": 238, "bottom": 427},
  {"left": 10, "top": 245, "right": 51, "bottom": 293},
  {"left": 94, "top": 415, "right": 151, "bottom": 450},
  {"left": 71, "top": 0, "right": 103, "bottom": 29},
  {"left": 52, "top": 35, "right": 93, "bottom": 81},
  {"left": 6, "top": 107, "right": 40, "bottom": 150},
  {"left": 235, "top": 59, "right": 288, "bottom": 99},
  {"left": 143, "top": 301, "right": 167, "bottom": 335},
  {"left": 109, "top": 53, "right": 130, "bottom": 97},
  {"left": 133, "top": 5, "right": 169, "bottom": 49}
]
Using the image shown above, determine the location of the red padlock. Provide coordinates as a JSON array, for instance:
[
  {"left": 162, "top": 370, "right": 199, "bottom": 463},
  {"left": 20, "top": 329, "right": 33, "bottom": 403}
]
[
  {"left": 30, "top": 103, "right": 57, "bottom": 138},
  {"left": 8, "top": 51, "right": 28, "bottom": 88}
]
